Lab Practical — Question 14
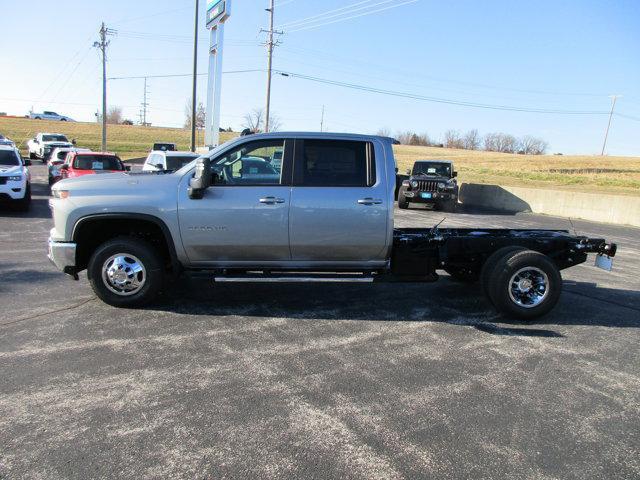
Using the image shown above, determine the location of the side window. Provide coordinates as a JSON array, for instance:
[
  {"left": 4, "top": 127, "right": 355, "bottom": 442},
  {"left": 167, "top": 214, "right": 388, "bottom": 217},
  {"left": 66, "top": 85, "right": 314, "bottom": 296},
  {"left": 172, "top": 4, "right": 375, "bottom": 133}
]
[
  {"left": 296, "top": 140, "right": 375, "bottom": 187},
  {"left": 212, "top": 139, "right": 286, "bottom": 186}
]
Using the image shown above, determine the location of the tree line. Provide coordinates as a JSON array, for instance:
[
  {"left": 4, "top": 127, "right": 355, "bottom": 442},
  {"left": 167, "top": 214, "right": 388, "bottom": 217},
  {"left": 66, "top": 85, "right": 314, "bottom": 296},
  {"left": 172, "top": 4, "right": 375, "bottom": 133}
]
[{"left": 380, "top": 128, "right": 548, "bottom": 155}]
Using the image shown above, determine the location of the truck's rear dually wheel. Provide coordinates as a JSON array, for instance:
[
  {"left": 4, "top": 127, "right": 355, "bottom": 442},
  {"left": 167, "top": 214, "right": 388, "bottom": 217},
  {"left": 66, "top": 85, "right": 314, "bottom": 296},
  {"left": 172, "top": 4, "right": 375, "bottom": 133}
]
[
  {"left": 487, "top": 250, "right": 562, "bottom": 320},
  {"left": 87, "top": 237, "right": 163, "bottom": 308}
]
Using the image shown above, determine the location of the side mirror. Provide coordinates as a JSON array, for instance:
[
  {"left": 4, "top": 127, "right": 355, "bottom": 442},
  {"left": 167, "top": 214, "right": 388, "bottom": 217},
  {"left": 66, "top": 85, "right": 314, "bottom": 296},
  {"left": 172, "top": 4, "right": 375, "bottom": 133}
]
[
  {"left": 188, "top": 157, "right": 212, "bottom": 200},
  {"left": 34, "top": 139, "right": 39, "bottom": 144},
  {"left": 154, "top": 164, "right": 163, "bottom": 170},
  {"left": 452, "top": 171, "right": 458, "bottom": 177},
  {"left": 125, "top": 165, "right": 131, "bottom": 171},
  {"left": 61, "top": 164, "right": 69, "bottom": 170},
  {"left": 405, "top": 168, "right": 411, "bottom": 175}
]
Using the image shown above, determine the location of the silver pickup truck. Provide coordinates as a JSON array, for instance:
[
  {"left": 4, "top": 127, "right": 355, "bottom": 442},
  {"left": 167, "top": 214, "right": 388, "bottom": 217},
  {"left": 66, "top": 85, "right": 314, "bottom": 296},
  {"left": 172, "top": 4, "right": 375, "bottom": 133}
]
[{"left": 48, "top": 132, "right": 616, "bottom": 319}]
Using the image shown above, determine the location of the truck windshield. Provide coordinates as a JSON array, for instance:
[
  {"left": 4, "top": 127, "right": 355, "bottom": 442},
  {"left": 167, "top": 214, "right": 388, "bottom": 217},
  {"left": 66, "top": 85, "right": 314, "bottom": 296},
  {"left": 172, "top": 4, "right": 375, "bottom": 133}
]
[
  {"left": 43, "top": 135, "right": 68, "bottom": 142},
  {"left": 73, "top": 155, "right": 123, "bottom": 171},
  {"left": 413, "top": 162, "right": 451, "bottom": 177},
  {"left": 0, "top": 150, "right": 21, "bottom": 166}
]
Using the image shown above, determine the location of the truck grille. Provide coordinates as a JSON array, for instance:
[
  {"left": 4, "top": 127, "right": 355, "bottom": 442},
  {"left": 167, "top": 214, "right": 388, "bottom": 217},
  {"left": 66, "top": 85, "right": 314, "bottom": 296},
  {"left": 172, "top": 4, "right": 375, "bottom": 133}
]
[
  {"left": 416, "top": 180, "right": 438, "bottom": 192},
  {"left": 0, "top": 177, "right": 7, "bottom": 185}
]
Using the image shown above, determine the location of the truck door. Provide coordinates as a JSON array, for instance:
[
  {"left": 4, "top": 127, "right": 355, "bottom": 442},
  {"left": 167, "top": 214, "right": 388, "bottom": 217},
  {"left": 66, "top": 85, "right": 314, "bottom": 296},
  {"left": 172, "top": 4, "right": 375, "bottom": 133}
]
[
  {"left": 289, "top": 138, "right": 389, "bottom": 262},
  {"left": 177, "top": 138, "right": 293, "bottom": 264}
]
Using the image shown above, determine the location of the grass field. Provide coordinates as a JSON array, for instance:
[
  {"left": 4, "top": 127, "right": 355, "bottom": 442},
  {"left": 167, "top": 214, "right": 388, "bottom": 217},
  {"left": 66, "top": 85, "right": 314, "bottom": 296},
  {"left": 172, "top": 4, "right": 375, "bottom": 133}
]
[{"left": 2, "top": 116, "right": 639, "bottom": 195}]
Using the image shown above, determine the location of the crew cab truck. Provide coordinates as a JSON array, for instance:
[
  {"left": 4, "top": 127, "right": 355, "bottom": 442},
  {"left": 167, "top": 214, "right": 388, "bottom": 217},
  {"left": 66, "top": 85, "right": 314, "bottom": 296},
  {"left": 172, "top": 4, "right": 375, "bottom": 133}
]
[
  {"left": 27, "top": 133, "right": 73, "bottom": 162},
  {"left": 47, "top": 133, "right": 617, "bottom": 320},
  {"left": 398, "top": 159, "right": 458, "bottom": 211}
]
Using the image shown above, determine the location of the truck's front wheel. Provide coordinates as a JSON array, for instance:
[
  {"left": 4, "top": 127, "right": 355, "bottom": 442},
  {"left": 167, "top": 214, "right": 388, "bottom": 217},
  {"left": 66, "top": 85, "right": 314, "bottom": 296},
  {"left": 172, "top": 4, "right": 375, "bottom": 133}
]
[
  {"left": 488, "top": 250, "right": 562, "bottom": 320},
  {"left": 88, "top": 237, "right": 163, "bottom": 308}
]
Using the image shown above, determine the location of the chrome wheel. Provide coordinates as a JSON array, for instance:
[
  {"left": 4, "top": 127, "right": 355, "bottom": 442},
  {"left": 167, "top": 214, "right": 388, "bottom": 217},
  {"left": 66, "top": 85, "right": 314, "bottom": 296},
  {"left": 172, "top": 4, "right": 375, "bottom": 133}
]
[
  {"left": 508, "top": 267, "right": 549, "bottom": 308},
  {"left": 102, "top": 253, "right": 146, "bottom": 296}
]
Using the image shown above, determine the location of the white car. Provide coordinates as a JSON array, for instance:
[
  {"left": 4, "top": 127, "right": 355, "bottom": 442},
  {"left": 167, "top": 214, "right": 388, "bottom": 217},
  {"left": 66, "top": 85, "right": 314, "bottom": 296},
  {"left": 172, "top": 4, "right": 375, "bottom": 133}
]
[
  {"left": 0, "top": 145, "right": 31, "bottom": 210},
  {"left": 142, "top": 150, "right": 200, "bottom": 172},
  {"left": 29, "top": 111, "right": 75, "bottom": 122},
  {"left": 27, "top": 133, "right": 73, "bottom": 162}
]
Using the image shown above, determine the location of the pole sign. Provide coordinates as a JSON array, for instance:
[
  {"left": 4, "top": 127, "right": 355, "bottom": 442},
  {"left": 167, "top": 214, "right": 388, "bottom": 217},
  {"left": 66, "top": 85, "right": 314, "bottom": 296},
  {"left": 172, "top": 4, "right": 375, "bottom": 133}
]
[{"left": 207, "top": 0, "right": 229, "bottom": 28}]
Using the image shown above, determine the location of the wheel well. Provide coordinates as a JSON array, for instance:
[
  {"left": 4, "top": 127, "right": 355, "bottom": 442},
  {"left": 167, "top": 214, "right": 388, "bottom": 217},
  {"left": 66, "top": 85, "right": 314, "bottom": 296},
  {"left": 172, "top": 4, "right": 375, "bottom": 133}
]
[{"left": 73, "top": 217, "right": 177, "bottom": 273}]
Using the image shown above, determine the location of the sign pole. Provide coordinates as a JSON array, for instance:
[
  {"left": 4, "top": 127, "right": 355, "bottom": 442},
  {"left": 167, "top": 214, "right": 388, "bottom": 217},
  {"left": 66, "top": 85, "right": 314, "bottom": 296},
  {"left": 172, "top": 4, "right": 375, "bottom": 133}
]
[{"left": 204, "top": 0, "right": 231, "bottom": 149}]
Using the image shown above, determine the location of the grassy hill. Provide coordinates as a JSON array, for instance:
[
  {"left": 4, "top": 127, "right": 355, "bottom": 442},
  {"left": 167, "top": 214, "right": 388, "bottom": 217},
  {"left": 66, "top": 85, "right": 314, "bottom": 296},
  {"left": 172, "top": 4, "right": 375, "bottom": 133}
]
[{"left": 2, "top": 116, "right": 638, "bottom": 195}]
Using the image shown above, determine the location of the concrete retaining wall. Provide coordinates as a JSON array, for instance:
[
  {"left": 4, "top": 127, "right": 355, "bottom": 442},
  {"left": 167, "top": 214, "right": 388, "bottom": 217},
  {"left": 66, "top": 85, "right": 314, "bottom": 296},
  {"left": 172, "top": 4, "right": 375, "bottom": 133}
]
[{"left": 459, "top": 183, "right": 640, "bottom": 227}]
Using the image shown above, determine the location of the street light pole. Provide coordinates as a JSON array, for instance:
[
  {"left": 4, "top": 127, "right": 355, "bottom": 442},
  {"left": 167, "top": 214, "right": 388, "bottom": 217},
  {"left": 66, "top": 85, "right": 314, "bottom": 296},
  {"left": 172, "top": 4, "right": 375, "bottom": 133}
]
[{"left": 191, "top": 0, "right": 199, "bottom": 152}]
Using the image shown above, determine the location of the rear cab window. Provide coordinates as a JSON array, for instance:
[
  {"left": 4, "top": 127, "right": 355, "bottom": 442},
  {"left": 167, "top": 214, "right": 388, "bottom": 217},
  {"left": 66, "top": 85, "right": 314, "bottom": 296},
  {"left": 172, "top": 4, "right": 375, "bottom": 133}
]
[
  {"left": 73, "top": 154, "right": 124, "bottom": 171},
  {"left": 294, "top": 139, "right": 375, "bottom": 187}
]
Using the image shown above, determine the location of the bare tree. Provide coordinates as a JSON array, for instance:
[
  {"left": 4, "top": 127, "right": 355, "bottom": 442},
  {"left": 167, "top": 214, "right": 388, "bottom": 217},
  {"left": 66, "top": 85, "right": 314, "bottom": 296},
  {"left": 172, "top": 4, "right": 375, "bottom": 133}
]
[
  {"left": 376, "top": 127, "right": 391, "bottom": 137},
  {"left": 242, "top": 108, "right": 281, "bottom": 133},
  {"left": 395, "top": 131, "right": 430, "bottom": 146},
  {"left": 462, "top": 129, "right": 481, "bottom": 150},
  {"left": 100, "top": 106, "right": 123, "bottom": 125},
  {"left": 484, "top": 132, "right": 518, "bottom": 153},
  {"left": 184, "top": 99, "right": 206, "bottom": 129},
  {"left": 444, "top": 129, "right": 464, "bottom": 149},
  {"left": 519, "top": 135, "right": 548, "bottom": 155}
]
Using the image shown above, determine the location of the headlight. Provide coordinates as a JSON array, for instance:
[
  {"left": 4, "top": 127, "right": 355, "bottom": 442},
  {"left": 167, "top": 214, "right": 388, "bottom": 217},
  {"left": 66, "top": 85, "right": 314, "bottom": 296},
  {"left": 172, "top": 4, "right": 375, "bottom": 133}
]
[
  {"left": 437, "top": 182, "right": 445, "bottom": 189},
  {"left": 8, "top": 175, "right": 22, "bottom": 181},
  {"left": 52, "top": 189, "right": 70, "bottom": 199},
  {"left": 411, "top": 180, "right": 418, "bottom": 189}
]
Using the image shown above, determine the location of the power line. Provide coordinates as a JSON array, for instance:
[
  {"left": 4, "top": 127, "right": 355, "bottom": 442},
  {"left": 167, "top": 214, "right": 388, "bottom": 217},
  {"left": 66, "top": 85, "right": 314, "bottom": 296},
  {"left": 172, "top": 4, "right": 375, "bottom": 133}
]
[
  {"left": 108, "top": 69, "right": 264, "bottom": 80},
  {"left": 285, "top": 0, "right": 419, "bottom": 33},
  {"left": 273, "top": 70, "right": 611, "bottom": 115},
  {"left": 278, "top": 0, "right": 381, "bottom": 28}
]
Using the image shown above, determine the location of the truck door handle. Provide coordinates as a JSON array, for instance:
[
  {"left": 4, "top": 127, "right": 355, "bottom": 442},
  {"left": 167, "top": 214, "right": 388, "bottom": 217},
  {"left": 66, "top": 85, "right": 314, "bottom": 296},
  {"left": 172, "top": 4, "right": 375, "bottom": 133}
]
[
  {"left": 259, "top": 196, "right": 285, "bottom": 204},
  {"left": 357, "top": 198, "right": 382, "bottom": 205}
]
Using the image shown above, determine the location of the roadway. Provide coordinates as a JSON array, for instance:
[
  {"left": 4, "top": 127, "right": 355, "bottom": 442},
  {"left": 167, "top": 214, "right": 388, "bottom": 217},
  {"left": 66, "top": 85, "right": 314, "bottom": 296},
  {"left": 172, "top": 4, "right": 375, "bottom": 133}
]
[{"left": 1, "top": 164, "right": 638, "bottom": 479}]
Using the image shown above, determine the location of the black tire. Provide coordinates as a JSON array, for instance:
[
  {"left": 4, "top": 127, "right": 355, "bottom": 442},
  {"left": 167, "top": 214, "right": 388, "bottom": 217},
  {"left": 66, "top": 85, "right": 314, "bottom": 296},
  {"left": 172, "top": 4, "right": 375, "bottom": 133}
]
[
  {"left": 444, "top": 266, "right": 479, "bottom": 283},
  {"left": 87, "top": 237, "right": 164, "bottom": 308},
  {"left": 60, "top": 118, "right": 67, "bottom": 122},
  {"left": 488, "top": 250, "right": 562, "bottom": 320},
  {"left": 480, "top": 246, "right": 527, "bottom": 304},
  {"left": 15, "top": 184, "right": 31, "bottom": 211},
  {"left": 398, "top": 189, "right": 409, "bottom": 209},
  {"left": 34, "top": 116, "right": 41, "bottom": 120},
  {"left": 442, "top": 200, "right": 457, "bottom": 213}
]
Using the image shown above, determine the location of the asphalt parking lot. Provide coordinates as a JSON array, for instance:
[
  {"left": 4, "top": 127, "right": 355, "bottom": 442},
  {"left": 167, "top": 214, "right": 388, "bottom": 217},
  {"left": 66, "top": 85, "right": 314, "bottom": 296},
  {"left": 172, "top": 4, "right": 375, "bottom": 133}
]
[{"left": 1, "top": 164, "right": 639, "bottom": 479}]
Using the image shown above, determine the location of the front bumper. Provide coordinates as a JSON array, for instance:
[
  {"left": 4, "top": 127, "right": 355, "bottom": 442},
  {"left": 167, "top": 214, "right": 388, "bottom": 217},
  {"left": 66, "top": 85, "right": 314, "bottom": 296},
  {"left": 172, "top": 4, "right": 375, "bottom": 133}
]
[
  {"left": 47, "top": 236, "right": 77, "bottom": 275},
  {"left": 0, "top": 183, "right": 27, "bottom": 201},
  {"left": 404, "top": 191, "right": 457, "bottom": 202}
]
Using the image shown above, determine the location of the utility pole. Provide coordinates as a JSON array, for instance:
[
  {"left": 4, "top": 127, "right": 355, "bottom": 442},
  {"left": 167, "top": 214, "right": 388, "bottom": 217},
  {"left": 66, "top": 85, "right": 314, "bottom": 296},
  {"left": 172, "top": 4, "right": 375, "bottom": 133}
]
[
  {"left": 601, "top": 95, "right": 621, "bottom": 156},
  {"left": 320, "top": 105, "right": 325, "bottom": 132},
  {"left": 262, "top": 0, "right": 282, "bottom": 133},
  {"left": 191, "top": 0, "right": 199, "bottom": 151},
  {"left": 94, "top": 22, "right": 115, "bottom": 151},
  {"left": 140, "top": 77, "right": 150, "bottom": 126}
]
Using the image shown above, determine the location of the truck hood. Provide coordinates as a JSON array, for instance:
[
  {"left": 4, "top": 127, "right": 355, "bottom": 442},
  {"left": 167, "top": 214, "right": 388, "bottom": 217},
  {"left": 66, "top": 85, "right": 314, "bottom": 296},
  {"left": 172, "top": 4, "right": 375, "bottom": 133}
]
[
  {"left": 53, "top": 171, "right": 181, "bottom": 197},
  {"left": 0, "top": 165, "right": 23, "bottom": 175},
  {"left": 410, "top": 175, "right": 454, "bottom": 183}
]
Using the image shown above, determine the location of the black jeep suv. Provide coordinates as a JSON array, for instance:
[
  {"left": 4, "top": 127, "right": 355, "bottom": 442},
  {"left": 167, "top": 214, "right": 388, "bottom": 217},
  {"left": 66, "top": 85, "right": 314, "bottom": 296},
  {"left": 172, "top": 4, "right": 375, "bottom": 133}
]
[{"left": 398, "top": 160, "right": 458, "bottom": 211}]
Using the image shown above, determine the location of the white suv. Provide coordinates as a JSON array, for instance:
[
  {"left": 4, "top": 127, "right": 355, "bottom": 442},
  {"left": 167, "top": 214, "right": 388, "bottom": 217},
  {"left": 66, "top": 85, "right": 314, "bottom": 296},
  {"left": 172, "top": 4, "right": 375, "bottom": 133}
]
[
  {"left": 0, "top": 145, "right": 31, "bottom": 210},
  {"left": 142, "top": 150, "right": 200, "bottom": 172}
]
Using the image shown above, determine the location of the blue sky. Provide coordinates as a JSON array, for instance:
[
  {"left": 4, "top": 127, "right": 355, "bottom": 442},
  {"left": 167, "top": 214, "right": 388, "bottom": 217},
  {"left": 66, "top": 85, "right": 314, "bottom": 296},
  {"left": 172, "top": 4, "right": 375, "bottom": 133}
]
[{"left": 2, "top": 0, "right": 639, "bottom": 155}]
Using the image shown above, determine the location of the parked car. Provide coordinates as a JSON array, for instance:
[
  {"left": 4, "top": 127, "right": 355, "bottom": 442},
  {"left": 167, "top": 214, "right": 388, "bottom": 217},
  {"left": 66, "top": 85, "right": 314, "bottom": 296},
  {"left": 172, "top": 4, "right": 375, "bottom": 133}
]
[
  {"left": 0, "top": 145, "right": 31, "bottom": 210},
  {"left": 151, "top": 142, "right": 176, "bottom": 152},
  {"left": 0, "top": 134, "right": 16, "bottom": 147},
  {"left": 27, "top": 133, "right": 73, "bottom": 162},
  {"left": 142, "top": 151, "right": 200, "bottom": 172},
  {"left": 47, "top": 132, "right": 617, "bottom": 320},
  {"left": 397, "top": 159, "right": 459, "bottom": 211},
  {"left": 28, "top": 111, "right": 75, "bottom": 122},
  {"left": 59, "top": 152, "right": 129, "bottom": 180},
  {"left": 48, "top": 147, "right": 91, "bottom": 185}
]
